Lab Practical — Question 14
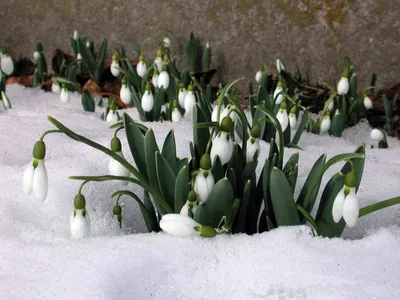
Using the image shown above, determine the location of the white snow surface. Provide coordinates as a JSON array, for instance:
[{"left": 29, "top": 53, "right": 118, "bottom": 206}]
[{"left": 1, "top": 84, "right": 400, "bottom": 299}]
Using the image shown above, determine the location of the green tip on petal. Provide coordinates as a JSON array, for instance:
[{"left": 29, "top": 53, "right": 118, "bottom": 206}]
[
  {"left": 250, "top": 124, "right": 261, "bottom": 138},
  {"left": 74, "top": 194, "right": 86, "bottom": 210},
  {"left": 156, "top": 48, "right": 163, "bottom": 57},
  {"left": 279, "top": 101, "right": 287, "bottom": 110},
  {"left": 344, "top": 170, "right": 357, "bottom": 188},
  {"left": 221, "top": 116, "right": 234, "bottom": 132},
  {"left": 153, "top": 67, "right": 159, "bottom": 75},
  {"left": 179, "top": 82, "right": 185, "bottom": 90},
  {"left": 113, "top": 203, "right": 122, "bottom": 215},
  {"left": 188, "top": 190, "right": 197, "bottom": 202},
  {"left": 110, "top": 137, "right": 122, "bottom": 152},
  {"left": 324, "top": 110, "right": 331, "bottom": 117},
  {"left": 200, "top": 153, "right": 212, "bottom": 170},
  {"left": 139, "top": 55, "right": 145, "bottom": 62},
  {"left": 342, "top": 68, "right": 349, "bottom": 78},
  {"left": 122, "top": 78, "right": 127, "bottom": 85},
  {"left": 62, "top": 83, "right": 67, "bottom": 89},
  {"left": 32, "top": 141, "right": 46, "bottom": 160},
  {"left": 188, "top": 84, "right": 194, "bottom": 92}
]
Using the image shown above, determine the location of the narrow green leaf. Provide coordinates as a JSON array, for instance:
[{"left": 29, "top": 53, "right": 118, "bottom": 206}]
[
  {"left": 291, "top": 109, "right": 309, "bottom": 145},
  {"left": 211, "top": 156, "right": 224, "bottom": 183},
  {"left": 174, "top": 166, "right": 190, "bottom": 213},
  {"left": 340, "top": 144, "right": 365, "bottom": 191},
  {"left": 204, "top": 178, "right": 234, "bottom": 227},
  {"left": 359, "top": 197, "right": 400, "bottom": 217},
  {"left": 296, "top": 204, "right": 319, "bottom": 236},
  {"left": 161, "top": 130, "right": 177, "bottom": 168},
  {"left": 324, "top": 153, "right": 364, "bottom": 172},
  {"left": 143, "top": 190, "right": 160, "bottom": 230},
  {"left": 145, "top": 128, "right": 161, "bottom": 195},
  {"left": 232, "top": 180, "right": 252, "bottom": 234},
  {"left": 155, "top": 151, "right": 176, "bottom": 210},
  {"left": 193, "top": 104, "right": 210, "bottom": 159}
]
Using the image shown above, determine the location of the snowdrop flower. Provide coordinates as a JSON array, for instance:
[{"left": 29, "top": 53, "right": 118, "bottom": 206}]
[
  {"left": 106, "top": 101, "right": 119, "bottom": 124},
  {"left": 136, "top": 55, "right": 147, "bottom": 78},
  {"left": 154, "top": 48, "right": 163, "bottom": 72},
  {"left": 33, "top": 43, "right": 42, "bottom": 62},
  {"left": 337, "top": 68, "right": 350, "bottom": 95},
  {"left": 1, "top": 91, "right": 12, "bottom": 109},
  {"left": 370, "top": 128, "right": 388, "bottom": 148},
  {"left": 211, "top": 103, "right": 225, "bottom": 123},
  {"left": 332, "top": 170, "right": 359, "bottom": 227},
  {"left": 327, "top": 99, "right": 334, "bottom": 111},
  {"left": 184, "top": 84, "right": 196, "bottom": 116},
  {"left": 60, "top": 84, "right": 69, "bottom": 104},
  {"left": 289, "top": 106, "right": 297, "bottom": 129},
  {"left": 363, "top": 94, "right": 373, "bottom": 110},
  {"left": 152, "top": 67, "right": 159, "bottom": 88},
  {"left": 255, "top": 68, "right": 263, "bottom": 85},
  {"left": 158, "top": 64, "right": 170, "bottom": 89},
  {"left": 246, "top": 124, "right": 261, "bottom": 164},
  {"left": 141, "top": 83, "right": 154, "bottom": 112},
  {"left": 276, "top": 101, "right": 289, "bottom": 132},
  {"left": 23, "top": 140, "right": 48, "bottom": 201},
  {"left": 180, "top": 190, "right": 198, "bottom": 216},
  {"left": 109, "top": 137, "right": 130, "bottom": 185},
  {"left": 194, "top": 154, "right": 214, "bottom": 203},
  {"left": 160, "top": 214, "right": 217, "bottom": 237},
  {"left": 220, "top": 104, "right": 237, "bottom": 124},
  {"left": 171, "top": 101, "right": 181, "bottom": 122},
  {"left": 0, "top": 52, "right": 14, "bottom": 75},
  {"left": 113, "top": 200, "right": 128, "bottom": 232},
  {"left": 73, "top": 30, "right": 79, "bottom": 40},
  {"left": 178, "top": 83, "right": 187, "bottom": 108},
  {"left": 51, "top": 81, "right": 61, "bottom": 93},
  {"left": 110, "top": 54, "right": 120, "bottom": 77},
  {"left": 276, "top": 58, "right": 285, "bottom": 73},
  {"left": 76, "top": 53, "right": 82, "bottom": 61},
  {"left": 161, "top": 103, "right": 168, "bottom": 114},
  {"left": 319, "top": 111, "right": 331, "bottom": 134},
  {"left": 120, "top": 78, "right": 131, "bottom": 105},
  {"left": 273, "top": 80, "right": 284, "bottom": 105},
  {"left": 163, "top": 35, "right": 171, "bottom": 48},
  {"left": 210, "top": 116, "right": 234, "bottom": 165},
  {"left": 70, "top": 193, "right": 91, "bottom": 238}
]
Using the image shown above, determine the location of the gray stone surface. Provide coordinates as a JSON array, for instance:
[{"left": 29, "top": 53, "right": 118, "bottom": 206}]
[{"left": 0, "top": 0, "right": 398, "bottom": 92}]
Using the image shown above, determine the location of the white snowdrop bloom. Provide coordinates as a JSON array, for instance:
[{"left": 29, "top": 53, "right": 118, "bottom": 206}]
[
  {"left": 194, "top": 154, "right": 214, "bottom": 203},
  {"left": 342, "top": 187, "right": 359, "bottom": 227},
  {"left": 220, "top": 104, "right": 237, "bottom": 124},
  {"left": 179, "top": 201, "right": 190, "bottom": 216},
  {"left": 337, "top": 69, "right": 350, "bottom": 95},
  {"left": 120, "top": 80, "right": 131, "bottom": 105},
  {"left": 289, "top": 113, "right": 297, "bottom": 129},
  {"left": 210, "top": 116, "right": 234, "bottom": 165},
  {"left": 273, "top": 81, "right": 284, "bottom": 105},
  {"left": 178, "top": 84, "right": 188, "bottom": 108},
  {"left": 86, "top": 41, "right": 91, "bottom": 48},
  {"left": 1, "top": 91, "right": 12, "bottom": 109},
  {"left": 1, "top": 53, "right": 14, "bottom": 75},
  {"left": 180, "top": 191, "right": 198, "bottom": 216},
  {"left": 319, "top": 114, "right": 331, "bottom": 134},
  {"left": 327, "top": 100, "right": 334, "bottom": 111},
  {"left": 77, "top": 53, "right": 82, "bottom": 60},
  {"left": 160, "top": 214, "right": 201, "bottom": 236},
  {"left": 211, "top": 103, "right": 225, "bottom": 123},
  {"left": 33, "top": 51, "right": 41, "bottom": 61},
  {"left": 246, "top": 124, "right": 261, "bottom": 164},
  {"left": 23, "top": 141, "right": 48, "bottom": 201},
  {"left": 332, "top": 187, "right": 346, "bottom": 223},
  {"left": 152, "top": 70, "right": 159, "bottom": 88},
  {"left": 163, "top": 35, "right": 171, "bottom": 48},
  {"left": 51, "top": 82, "right": 61, "bottom": 93},
  {"left": 276, "top": 102, "right": 289, "bottom": 132},
  {"left": 184, "top": 85, "right": 196, "bottom": 116},
  {"left": 70, "top": 209, "right": 91, "bottom": 238},
  {"left": 110, "top": 55, "right": 120, "bottom": 77},
  {"left": 363, "top": 95, "right": 373, "bottom": 110},
  {"left": 172, "top": 108, "right": 181, "bottom": 122},
  {"left": 255, "top": 69, "right": 262, "bottom": 84},
  {"left": 73, "top": 30, "right": 79, "bottom": 40},
  {"left": 60, "top": 85, "right": 69, "bottom": 104},
  {"left": 136, "top": 56, "right": 147, "bottom": 78},
  {"left": 109, "top": 152, "right": 130, "bottom": 180},
  {"left": 141, "top": 85, "right": 154, "bottom": 112},
  {"left": 370, "top": 128, "right": 385, "bottom": 141},
  {"left": 106, "top": 110, "right": 119, "bottom": 124},
  {"left": 276, "top": 58, "right": 285, "bottom": 73},
  {"left": 158, "top": 64, "right": 170, "bottom": 89},
  {"left": 154, "top": 53, "right": 163, "bottom": 73}
]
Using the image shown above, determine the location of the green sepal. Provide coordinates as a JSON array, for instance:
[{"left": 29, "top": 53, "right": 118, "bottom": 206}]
[
  {"left": 74, "top": 194, "right": 86, "bottom": 210},
  {"left": 110, "top": 137, "right": 122, "bottom": 152}
]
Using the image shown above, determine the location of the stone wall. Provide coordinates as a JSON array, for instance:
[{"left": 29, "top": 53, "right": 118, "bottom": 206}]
[{"left": 1, "top": 0, "right": 398, "bottom": 92}]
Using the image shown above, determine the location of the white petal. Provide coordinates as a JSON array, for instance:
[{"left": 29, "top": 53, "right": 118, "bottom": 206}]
[
  {"left": 184, "top": 92, "right": 196, "bottom": 116},
  {"left": 160, "top": 214, "right": 200, "bottom": 236},
  {"left": 246, "top": 138, "right": 260, "bottom": 164},
  {"left": 161, "top": 213, "right": 200, "bottom": 226},
  {"left": 194, "top": 172, "right": 210, "bottom": 203},
  {"left": 343, "top": 189, "right": 359, "bottom": 227},
  {"left": 141, "top": 92, "right": 154, "bottom": 112},
  {"left": 178, "top": 89, "right": 188, "bottom": 108},
  {"left": 163, "top": 37, "right": 171, "bottom": 48},
  {"left": 152, "top": 74, "right": 159, "bottom": 88},
  {"left": 51, "top": 83, "right": 61, "bottom": 94},
  {"left": 136, "top": 61, "right": 147, "bottom": 78},
  {"left": 111, "top": 61, "right": 120, "bottom": 77},
  {"left": 205, "top": 173, "right": 215, "bottom": 192},
  {"left": 1, "top": 55, "right": 14, "bottom": 75},
  {"left": 33, "top": 51, "right": 41, "bottom": 61},
  {"left": 289, "top": 113, "right": 297, "bottom": 129},
  {"left": 363, "top": 96, "right": 373, "bottom": 110},
  {"left": 106, "top": 111, "right": 118, "bottom": 124},
  {"left": 273, "top": 87, "right": 284, "bottom": 105},
  {"left": 158, "top": 71, "right": 170, "bottom": 89},
  {"left": 23, "top": 161, "right": 35, "bottom": 195},
  {"left": 210, "top": 132, "right": 233, "bottom": 165},
  {"left": 32, "top": 160, "right": 48, "bottom": 201},
  {"left": 109, "top": 152, "right": 130, "bottom": 185},
  {"left": 179, "top": 201, "right": 190, "bottom": 216},
  {"left": 276, "top": 109, "right": 289, "bottom": 132},
  {"left": 327, "top": 100, "right": 334, "bottom": 111},
  {"left": 70, "top": 209, "right": 91, "bottom": 238},
  {"left": 120, "top": 86, "right": 132, "bottom": 105},
  {"left": 332, "top": 187, "right": 345, "bottom": 223},
  {"left": 255, "top": 71, "right": 262, "bottom": 84},
  {"left": 211, "top": 104, "right": 225, "bottom": 123},
  {"left": 171, "top": 109, "right": 181, "bottom": 122},
  {"left": 60, "top": 89, "right": 69, "bottom": 104},
  {"left": 370, "top": 129, "right": 384, "bottom": 141},
  {"left": 154, "top": 57, "right": 163, "bottom": 72},
  {"left": 337, "top": 77, "right": 349, "bottom": 95},
  {"left": 320, "top": 116, "right": 331, "bottom": 134}
]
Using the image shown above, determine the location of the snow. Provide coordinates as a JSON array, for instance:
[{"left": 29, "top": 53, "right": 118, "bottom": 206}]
[{"left": 1, "top": 84, "right": 400, "bottom": 299}]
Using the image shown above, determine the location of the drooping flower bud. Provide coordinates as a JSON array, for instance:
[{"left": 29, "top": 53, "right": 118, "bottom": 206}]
[
  {"left": 136, "top": 55, "right": 147, "bottom": 78},
  {"left": 246, "top": 124, "right": 261, "bottom": 164},
  {"left": 289, "top": 106, "right": 297, "bottom": 129},
  {"left": 141, "top": 83, "right": 154, "bottom": 112},
  {"left": 194, "top": 154, "right": 214, "bottom": 203},
  {"left": 110, "top": 54, "right": 120, "bottom": 77},
  {"left": 109, "top": 137, "right": 130, "bottom": 184},
  {"left": 120, "top": 78, "right": 132, "bottom": 105},
  {"left": 60, "top": 84, "right": 69, "bottom": 104},
  {"left": 70, "top": 193, "right": 91, "bottom": 238},
  {"left": 337, "top": 68, "right": 350, "bottom": 95},
  {"left": 210, "top": 117, "right": 234, "bottom": 165},
  {"left": 171, "top": 100, "right": 181, "bottom": 122},
  {"left": 273, "top": 80, "right": 284, "bottom": 105},
  {"left": 184, "top": 84, "right": 196, "bottom": 117},
  {"left": 178, "top": 83, "right": 188, "bottom": 108},
  {"left": 158, "top": 64, "right": 170, "bottom": 89},
  {"left": 319, "top": 111, "right": 331, "bottom": 134},
  {"left": 276, "top": 101, "right": 289, "bottom": 132}
]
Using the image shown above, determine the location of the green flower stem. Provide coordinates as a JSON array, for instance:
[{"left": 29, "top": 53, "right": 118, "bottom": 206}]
[
  {"left": 114, "top": 126, "right": 124, "bottom": 138},
  {"left": 205, "top": 128, "right": 216, "bottom": 154},
  {"left": 78, "top": 180, "right": 90, "bottom": 195},
  {"left": 69, "top": 175, "right": 173, "bottom": 213},
  {"left": 216, "top": 77, "right": 244, "bottom": 125},
  {"left": 39, "top": 130, "right": 62, "bottom": 141},
  {"left": 296, "top": 204, "right": 320, "bottom": 236},
  {"left": 359, "top": 196, "right": 400, "bottom": 218}
]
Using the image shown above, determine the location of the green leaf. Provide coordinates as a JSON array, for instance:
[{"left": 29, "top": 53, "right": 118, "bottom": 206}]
[
  {"left": 123, "top": 113, "right": 148, "bottom": 179},
  {"left": 296, "top": 154, "right": 327, "bottom": 217},
  {"left": 143, "top": 190, "right": 160, "bottom": 230},
  {"left": 156, "top": 151, "right": 176, "bottom": 210},
  {"left": 359, "top": 197, "right": 400, "bottom": 218},
  {"left": 324, "top": 152, "right": 364, "bottom": 172},
  {"left": 145, "top": 128, "right": 161, "bottom": 195},
  {"left": 330, "top": 112, "right": 344, "bottom": 137},
  {"left": 270, "top": 167, "right": 301, "bottom": 226},
  {"left": 340, "top": 144, "right": 365, "bottom": 191},
  {"left": 227, "top": 168, "right": 237, "bottom": 195},
  {"left": 161, "top": 130, "right": 177, "bottom": 168},
  {"left": 291, "top": 109, "right": 309, "bottom": 145},
  {"left": 204, "top": 178, "right": 234, "bottom": 227},
  {"left": 174, "top": 166, "right": 190, "bottom": 213},
  {"left": 193, "top": 104, "right": 210, "bottom": 159},
  {"left": 315, "top": 172, "right": 346, "bottom": 238},
  {"left": 194, "top": 202, "right": 206, "bottom": 224},
  {"left": 76, "top": 37, "right": 96, "bottom": 71},
  {"left": 232, "top": 180, "right": 252, "bottom": 234},
  {"left": 211, "top": 156, "right": 224, "bottom": 183},
  {"left": 96, "top": 38, "right": 108, "bottom": 69},
  {"left": 283, "top": 152, "right": 299, "bottom": 192},
  {"left": 81, "top": 89, "right": 95, "bottom": 112}
]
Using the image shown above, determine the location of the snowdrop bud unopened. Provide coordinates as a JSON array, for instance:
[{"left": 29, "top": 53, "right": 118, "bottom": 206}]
[
  {"left": 319, "top": 112, "right": 331, "bottom": 134},
  {"left": 363, "top": 95, "right": 373, "bottom": 110},
  {"left": 171, "top": 101, "right": 181, "bottom": 122},
  {"left": 73, "top": 30, "right": 79, "bottom": 40},
  {"left": 136, "top": 56, "right": 147, "bottom": 78},
  {"left": 70, "top": 194, "right": 90, "bottom": 238},
  {"left": 276, "top": 58, "right": 285, "bottom": 73},
  {"left": 110, "top": 55, "right": 120, "bottom": 77},
  {"left": 255, "top": 69, "right": 262, "bottom": 84},
  {"left": 154, "top": 48, "right": 163, "bottom": 72},
  {"left": 342, "top": 188, "right": 359, "bottom": 227},
  {"left": 194, "top": 154, "right": 214, "bottom": 203},
  {"left": 370, "top": 128, "right": 385, "bottom": 141},
  {"left": 337, "top": 69, "right": 350, "bottom": 95},
  {"left": 33, "top": 51, "right": 40, "bottom": 61},
  {"left": 51, "top": 82, "right": 61, "bottom": 93},
  {"left": 120, "top": 80, "right": 132, "bottom": 105},
  {"left": 163, "top": 35, "right": 171, "bottom": 48},
  {"left": 184, "top": 85, "right": 196, "bottom": 116},
  {"left": 152, "top": 69, "right": 159, "bottom": 88},
  {"left": 1, "top": 54, "right": 14, "bottom": 76},
  {"left": 60, "top": 84, "right": 69, "bottom": 104},
  {"left": 178, "top": 83, "right": 187, "bottom": 108},
  {"left": 276, "top": 102, "right": 289, "bottom": 132},
  {"left": 273, "top": 80, "right": 284, "bottom": 105},
  {"left": 160, "top": 214, "right": 201, "bottom": 236},
  {"left": 141, "top": 85, "right": 154, "bottom": 112},
  {"left": 158, "top": 64, "right": 170, "bottom": 89},
  {"left": 210, "top": 117, "right": 234, "bottom": 165}
]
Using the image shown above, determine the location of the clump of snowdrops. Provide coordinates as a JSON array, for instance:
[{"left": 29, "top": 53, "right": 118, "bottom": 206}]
[{"left": 23, "top": 78, "right": 400, "bottom": 239}]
